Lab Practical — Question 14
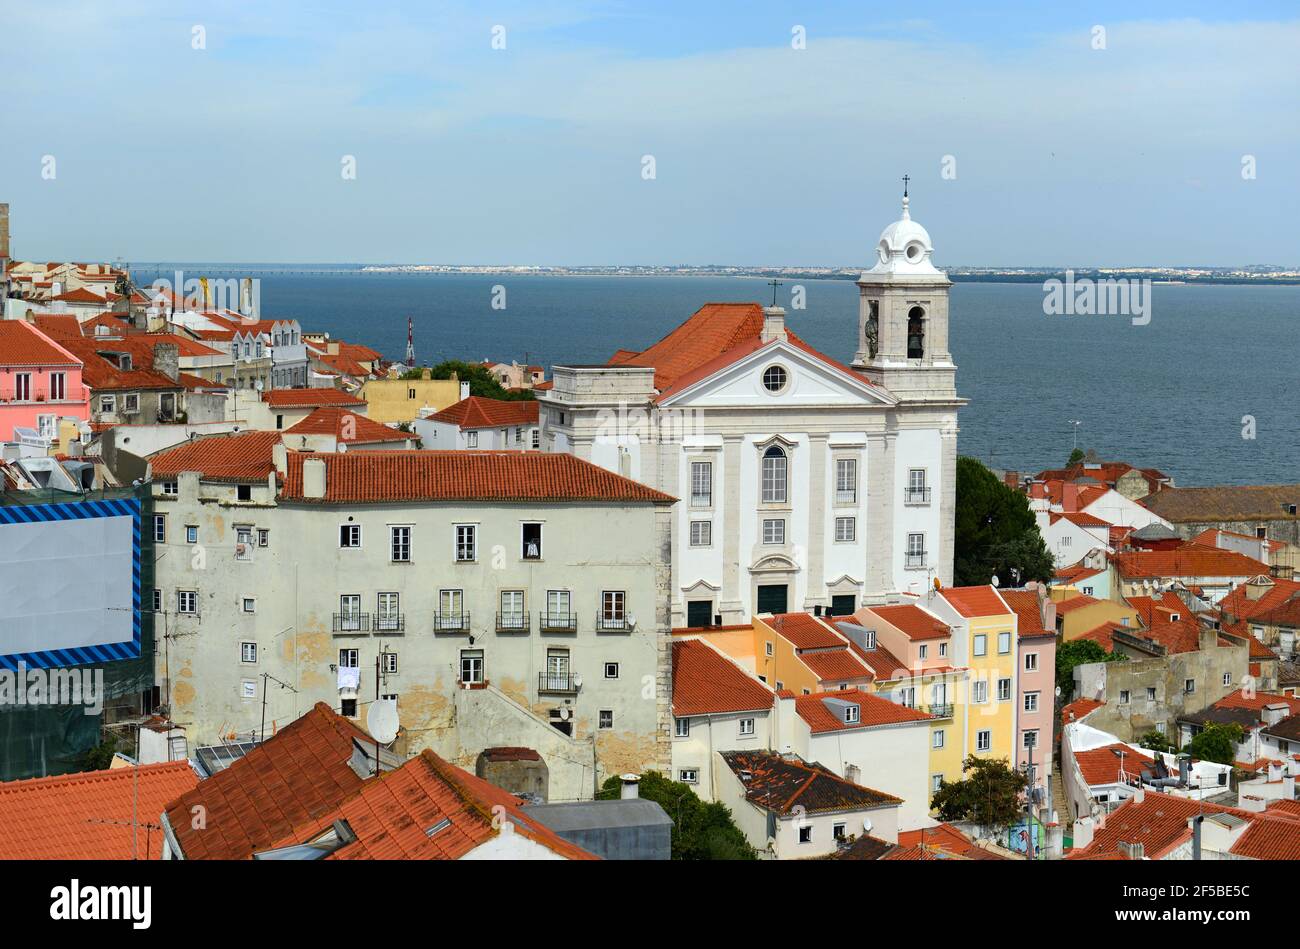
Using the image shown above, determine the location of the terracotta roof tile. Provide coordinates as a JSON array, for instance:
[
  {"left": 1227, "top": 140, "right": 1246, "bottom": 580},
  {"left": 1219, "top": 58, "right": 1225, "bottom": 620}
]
[
  {"left": 0, "top": 320, "right": 81, "bottom": 367},
  {"left": 794, "top": 688, "right": 932, "bottom": 733},
  {"left": 672, "top": 639, "right": 773, "bottom": 716},
  {"left": 1061, "top": 698, "right": 1105, "bottom": 724},
  {"left": 286, "top": 407, "right": 408, "bottom": 444},
  {"left": 798, "top": 648, "right": 873, "bottom": 682},
  {"left": 150, "top": 430, "right": 282, "bottom": 483},
  {"left": 1141, "top": 484, "right": 1300, "bottom": 523},
  {"left": 1112, "top": 547, "right": 1269, "bottom": 579},
  {"left": 263, "top": 388, "right": 366, "bottom": 409},
  {"left": 938, "top": 585, "right": 1010, "bottom": 618},
  {"left": 0, "top": 761, "right": 198, "bottom": 860},
  {"left": 998, "top": 589, "right": 1054, "bottom": 638},
  {"left": 868, "top": 603, "right": 951, "bottom": 640},
  {"left": 1074, "top": 743, "right": 1156, "bottom": 786},
  {"left": 767, "top": 613, "right": 843, "bottom": 649},
  {"left": 720, "top": 750, "right": 901, "bottom": 816},
  {"left": 281, "top": 450, "right": 675, "bottom": 504},
  {"left": 430, "top": 396, "right": 539, "bottom": 430}
]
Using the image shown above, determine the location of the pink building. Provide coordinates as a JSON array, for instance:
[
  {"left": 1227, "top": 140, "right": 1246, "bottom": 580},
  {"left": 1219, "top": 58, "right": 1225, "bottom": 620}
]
[
  {"left": 1000, "top": 587, "right": 1059, "bottom": 791},
  {"left": 0, "top": 321, "right": 89, "bottom": 443}
]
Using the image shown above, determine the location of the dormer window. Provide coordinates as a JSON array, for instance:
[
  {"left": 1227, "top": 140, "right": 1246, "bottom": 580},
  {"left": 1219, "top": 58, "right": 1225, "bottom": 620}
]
[{"left": 844, "top": 704, "right": 860, "bottom": 724}]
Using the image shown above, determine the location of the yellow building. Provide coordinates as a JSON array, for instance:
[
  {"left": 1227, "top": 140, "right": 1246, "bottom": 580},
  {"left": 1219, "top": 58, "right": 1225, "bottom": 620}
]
[
  {"left": 359, "top": 368, "right": 464, "bottom": 424},
  {"left": 853, "top": 603, "right": 968, "bottom": 794},
  {"left": 930, "top": 586, "right": 1018, "bottom": 769},
  {"left": 1050, "top": 590, "right": 1140, "bottom": 641}
]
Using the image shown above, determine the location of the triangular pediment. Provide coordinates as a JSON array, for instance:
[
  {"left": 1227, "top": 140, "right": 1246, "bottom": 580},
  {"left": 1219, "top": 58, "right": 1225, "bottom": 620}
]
[{"left": 659, "top": 339, "right": 898, "bottom": 409}]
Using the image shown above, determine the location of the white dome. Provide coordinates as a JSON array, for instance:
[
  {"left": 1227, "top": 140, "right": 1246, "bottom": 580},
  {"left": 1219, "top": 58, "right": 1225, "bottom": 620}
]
[{"left": 865, "top": 196, "right": 942, "bottom": 278}]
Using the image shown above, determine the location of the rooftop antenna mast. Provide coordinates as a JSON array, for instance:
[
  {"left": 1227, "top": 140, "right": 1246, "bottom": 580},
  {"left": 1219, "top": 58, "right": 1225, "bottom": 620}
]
[{"left": 405, "top": 316, "right": 415, "bottom": 365}]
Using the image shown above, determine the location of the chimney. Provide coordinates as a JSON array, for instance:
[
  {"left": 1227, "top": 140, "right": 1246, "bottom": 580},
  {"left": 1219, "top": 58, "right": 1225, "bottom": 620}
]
[
  {"left": 272, "top": 441, "right": 288, "bottom": 478},
  {"left": 459, "top": 382, "right": 470, "bottom": 400},
  {"left": 1237, "top": 794, "right": 1267, "bottom": 813},
  {"left": 0, "top": 202, "right": 9, "bottom": 266},
  {"left": 1133, "top": 786, "right": 1145, "bottom": 804},
  {"left": 1263, "top": 703, "right": 1290, "bottom": 727},
  {"left": 421, "top": 367, "right": 432, "bottom": 381},
  {"left": 302, "top": 457, "right": 327, "bottom": 499},
  {"left": 1062, "top": 482, "right": 1080, "bottom": 511},
  {"left": 1072, "top": 816, "right": 1094, "bottom": 850},
  {"left": 152, "top": 341, "right": 179, "bottom": 382},
  {"left": 760, "top": 305, "right": 787, "bottom": 343},
  {"left": 1118, "top": 840, "right": 1145, "bottom": 861},
  {"left": 619, "top": 774, "right": 640, "bottom": 799}
]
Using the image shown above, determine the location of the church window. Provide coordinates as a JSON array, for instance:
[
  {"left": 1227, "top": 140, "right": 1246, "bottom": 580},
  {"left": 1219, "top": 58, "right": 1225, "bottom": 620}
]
[
  {"left": 761, "top": 365, "right": 788, "bottom": 393},
  {"left": 761, "top": 446, "right": 788, "bottom": 503}
]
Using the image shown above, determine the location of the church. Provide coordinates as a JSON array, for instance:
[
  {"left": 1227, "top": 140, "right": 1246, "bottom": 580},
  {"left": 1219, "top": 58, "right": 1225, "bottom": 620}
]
[{"left": 537, "top": 193, "right": 965, "bottom": 627}]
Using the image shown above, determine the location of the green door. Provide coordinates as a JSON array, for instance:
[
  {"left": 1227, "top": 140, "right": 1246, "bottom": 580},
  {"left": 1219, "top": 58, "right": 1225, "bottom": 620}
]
[{"left": 756, "top": 584, "right": 788, "bottom": 616}]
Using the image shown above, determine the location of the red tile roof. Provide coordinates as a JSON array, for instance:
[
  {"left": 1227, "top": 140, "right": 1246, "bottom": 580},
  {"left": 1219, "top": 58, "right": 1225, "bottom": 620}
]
[
  {"left": 896, "top": 823, "right": 1007, "bottom": 859},
  {"left": 0, "top": 761, "right": 198, "bottom": 860},
  {"left": 1125, "top": 592, "right": 1188, "bottom": 627},
  {"left": 609, "top": 303, "right": 763, "bottom": 392},
  {"left": 1054, "top": 561, "right": 1105, "bottom": 584},
  {"left": 1061, "top": 697, "right": 1105, "bottom": 724},
  {"left": 1140, "top": 616, "right": 1214, "bottom": 655},
  {"left": 29, "top": 314, "right": 84, "bottom": 340},
  {"left": 286, "top": 407, "right": 409, "bottom": 444},
  {"left": 430, "top": 396, "right": 539, "bottom": 430},
  {"left": 1228, "top": 816, "right": 1300, "bottom": 860},
  {"left": 57, "top": 336, "right": 181, "bottom": 392},
  {"left": 1051, "top": 511, "right": 1111, "bottom": 529},
  {"left": 1075, "top": 621, "right": 1124, "bottom": 651},
  {"left": 0, "top": 320, "right": 81, "bottom": 367},
  {"left": 938, "top": 585, "right": 1009, "bottom": 618},
  {"left": 1069, "top": 790, "right": 1251, "bottom": 860},
  {"left": 48, "top": 286, "right": 109, "bottom": 304},
  {"left": 164, "top": 702, "right": 377, "bottom": 860},
  {"left": 1054, "top": 593, "right": 1103, "bottom": 615},
  {"left": 1219, "top": 577, "right": 1300, "bottom": 622},
  {"left": 281, "top": 450, "right": 676, "bottom": 504},
  {"left": 150, "top": 430, "right": 283, "bottom": 483},
  {"left": 869, "top": 603, "right": 950, "bottom": 640},
  {"left": 843, "top": 638, "right": 910, "bottom": 681},
  {"left": 766, "top": 613, "right": 843, "bottom": 649},
  {"left": 263, "top": 387, "right": 366, "bottom": 409},
  {"left": 1255, "top": 597, "right": 1300, "bottom": 629},
  {"left": 1112, "top": 547, "right": 1269, "bottom": 580},
  {"left": 720, "top": 750, "right": 901, "bottom": 816},
  {"left": 1210, "top": 689, "right": 1300, "bottom": 716},
  {"left": 1074, "top": 743, "right": 1156, "bottom": 786},
  {"left": 798, "top": 648, "right": 873, "bottom": 682},
  {"left": 998, "top": 589, "right": 1054, "bottom": 639},
  {"left": 794, "top": 689, "right": 932, "bottom": 733},
  {"left": 261, "top": 749, "right": 595, "bottom": 860},
  {"left": 671, "top": 639, "right": 774, "bottom": 716}
]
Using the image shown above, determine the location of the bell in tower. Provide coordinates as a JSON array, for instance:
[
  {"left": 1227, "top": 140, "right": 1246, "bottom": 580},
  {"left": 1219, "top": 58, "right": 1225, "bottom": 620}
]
[{"left": 851, "top": 183, "right": 957, "bottom": 404}]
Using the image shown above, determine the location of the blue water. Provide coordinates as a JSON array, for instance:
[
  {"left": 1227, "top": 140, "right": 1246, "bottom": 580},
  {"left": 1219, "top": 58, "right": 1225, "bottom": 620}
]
[{"left": 132, "top": 268, "right": 1298, "bottom": 486}]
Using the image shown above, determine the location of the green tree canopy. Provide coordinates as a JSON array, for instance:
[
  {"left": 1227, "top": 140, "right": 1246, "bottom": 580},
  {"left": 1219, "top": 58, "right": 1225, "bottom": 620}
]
[
  {"left": 930, "top": 756, "right": 1028, "bottom": 829},
  {"left": 954, "top": 456, "right": 1054, "bottom": 586},
  {"left": 1056, "top": 638, "right": 1126, "bottom": 697},
  {"left": 596, "top": 771, "right": 756, "bottom": 860},
  {"left": 1186, "top": 723, "right": 1244, "bottom": 765},
  {"left": 406, "top": 360, "right": 536, "bottom": 401},
  {"left": 1066, "top": 448, "right": 1086, "bottom": 467},
  {"left": 1137, "top": 730, "right": 1175, "bottom": 755}
]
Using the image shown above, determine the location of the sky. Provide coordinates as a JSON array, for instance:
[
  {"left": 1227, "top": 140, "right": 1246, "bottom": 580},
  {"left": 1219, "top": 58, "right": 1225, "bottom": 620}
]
[{"left": 4, "top": 1, "right": 1298, "bottom": 266}]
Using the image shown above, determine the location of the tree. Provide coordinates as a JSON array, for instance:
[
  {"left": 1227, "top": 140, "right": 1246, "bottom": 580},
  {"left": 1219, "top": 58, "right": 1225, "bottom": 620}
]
[
  {"left": 596, "top": 771, "right": 755, "bottom": 860},
  {"left": 1137, "top": 730, "right": 1175, "bottom": 754},
  {"left": 414, "top": 360, "right": 535, "bottom": 401},
  {"left": 954, "top": 456, "right": 1054, "bottom": 586},
  {"left": 1066, "top": 448, "right": 1086, "bottom": 467},
  {"left": 930, "top": 756, "right": 1027, "bottom": 829},
  {"left": 1186, "top": 723, "right": 1244, "bottom": 765},
  {"left": 81, "top": 734, "right": 120, "bottom": 771},
  {"left": 1056, "top": 638, "right": 1126, "bottom": 697}
]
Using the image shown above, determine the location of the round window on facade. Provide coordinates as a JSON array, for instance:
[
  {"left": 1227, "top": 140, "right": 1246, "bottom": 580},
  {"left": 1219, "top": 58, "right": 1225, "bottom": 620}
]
[
  {"left": 762, "top": 365, "right": 788, "bottom": 393},
  {"left": 905, "top": 241, "right": 925, "bottom": 262}
]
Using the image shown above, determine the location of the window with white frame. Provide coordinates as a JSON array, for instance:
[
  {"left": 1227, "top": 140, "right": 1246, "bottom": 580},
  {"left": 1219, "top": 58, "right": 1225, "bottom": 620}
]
[
  {"left": 601, "top": 591, "right": 626, "bottom": 625},
  {"left": 1185, "top": 679, "right": 1196, "bottom": 694},
  {"left": 599, "top": 710, "right": 613, "bottom": 729},
  {"left": 186, "top": 525, "right": 198, "bottom": 545},
  {"left": 390, "top": 525, "right": 411, "bottom": 562},
  {"left": 242, "top": 597, "right": 255, "bottom": 614},
  {"left": 739, "top": 718, "right": 756, "bottom": 736},
  {"left": 460, "top": 650, "right": 484, "bottom": 684},
  {"left": 977, "top": 730, "right": 991, "bottom": 752},
  {"left": 99, "top": 394, "right": 115, "bottom": 414},
  {"left": 1023, "top": 730, "right": 1039, "bottom": 750},
  {"left": 1024, "top": 692, "right": 1039, "bottom": 713},
  {"left": 762, "top": 518, "right": 785, "bottom": 545},
  {"left": 834, "top": 516, "right": 855, "bottom": 542},
  {"left": 377, "top": 592, "right": 401, "bottom": 631},
  {"left": 678, "top": 769, "right": 699, "bottom": 784},
  {"left": 455, "top": 524, "right": 476, "bottom": 562},
  {"left": 689, "top": 520, "right": 712, "bottom": 547},
  {"left": 675, "top": 717, "right": 690, "bottom": 738},
  {"left": 690, "top": 461, "right": 712, "bottom": 507},
  {"left": 761, "top": 445, "right": 788, "bottom": 503},
  {"left": 153, "top": 515, "right": 166, "bottom": 543},
  {"left": 918, "top": 644, "right": 928, "bottom": 659},
  {"left": 604, "top": 662, "right": 619, "bottom": 679},
  {"left": 162, "top": 481, "right": 179, "bottom": 496},
  {"left": 939, "top": 642, "right": 948, "bottom": 657},
  {"left": 466, "top": 431, "right": 478, "bottom": 448},
  {"left": 49, "top": 372, "right": 66, "bottom": 400},
  {"left": 843, "top": 705, "right": 859, "bottom": 724},
  {"left": 240, "top": 642, "right": 257, "bottom": 663},
  {"left": 1223, "top": 672, "right": 1232, "bottom": 686},
  {"left": 798, "top": 825, "right": 812, "bottom": 844},
  {"left": 499, "top": 590, "right": 525, "bottom": 628},
  {"left": 932, "top": 774, "right": 943, "bottom": 793},
  {"left": 151, "top": 589, "right": 162, "bottom": 612},
  {"left": 998, "top": 631, "right": 1011, "bottom": 654},
  {"left": 907, "top": 468, "right": 929, "bottom": 503},
  {"left": 176, "top": 590, "right": 197, "bottom": 614},
  {"left": 383, "top": 652, "right": 398, "bottom": 674},
  {"left": 522, "top": 522, "right": 542, "bottom": 559},
  {"left": 972, "top": 680, "right": 988, "bottom": 703},
  {"left": 997, "top": 678, "right": 1012, "bottom": 701},
  {"left": 906, "top": 532, "right": 926, "bottom": 567},
  {"left": 973, "top": 634, "right": 987, "bottom": 657},
  {"left": 835, "top": 458, "right": 857, "bottom": 503},
  {"left": 933, "top": 729, "right": 945, "bottom": 749},
  {"left": 339, "top": 649, "right": 360, "bottom": 668},
  {"left": 339, "top": 524, "right": 361, "bottom": 548},
  {"left": 1025, "top": 652, "right": 1038, "bottom": 672}
]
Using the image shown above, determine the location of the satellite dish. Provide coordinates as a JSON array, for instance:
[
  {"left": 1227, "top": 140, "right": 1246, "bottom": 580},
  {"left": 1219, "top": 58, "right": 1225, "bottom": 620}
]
[
  {"left": 366, "top": 698, "right": 399, "bottom": 744},
  {"left": 254, "top": 379, "right": 264, "bottom": 392},
  {"left": 558, "top": 707, "right": 571, "bottom": 721},
  {"left": 862, "top": 817, "right": 873, "bottom": 834},
  {"left": 991, "top": 575, "right": 1000, "bottom": 587}
]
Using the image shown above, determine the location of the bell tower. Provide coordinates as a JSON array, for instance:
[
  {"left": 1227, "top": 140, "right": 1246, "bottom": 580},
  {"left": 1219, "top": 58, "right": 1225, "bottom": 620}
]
[{"left": 852, "top": 185, "right": 957, "bottom": 403}]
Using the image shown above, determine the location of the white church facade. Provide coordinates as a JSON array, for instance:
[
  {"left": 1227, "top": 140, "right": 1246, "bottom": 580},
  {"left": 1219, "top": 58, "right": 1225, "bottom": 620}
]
[{"left": 537, "top": 195, "right": 965, "bottom": 627}]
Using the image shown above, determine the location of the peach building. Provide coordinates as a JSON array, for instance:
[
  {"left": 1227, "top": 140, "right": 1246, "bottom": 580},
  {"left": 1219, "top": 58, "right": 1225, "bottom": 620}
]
[{"left": 0, "top": 321, "right": 89, "bottom": 444}]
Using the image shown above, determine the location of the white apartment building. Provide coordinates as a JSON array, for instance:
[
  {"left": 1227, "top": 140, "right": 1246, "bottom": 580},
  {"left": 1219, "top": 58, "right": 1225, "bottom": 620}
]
[
  {"left": 538, "top": 195, "right": 964, "bottom": 625},
  {"left": 413, "top": 396, "right": 541, "bottom": 451},
  {"left": 146, "top": 433, "right": 674, "bottom": 801}
]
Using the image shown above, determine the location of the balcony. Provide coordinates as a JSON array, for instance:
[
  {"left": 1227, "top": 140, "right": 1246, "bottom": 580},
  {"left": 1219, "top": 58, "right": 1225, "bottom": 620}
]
[
  {"left": 596, "top": 616, "right": 630, "bottom": 633},
  {"left": 333, "top": 613, "right": 370, "bottom": 634},
  {"left": 905, "top": 487, "right": 932, "bottom": 505},
  {"left": 905, "top": 552, "right": 928, "bottom": 570},
  {"left": 835, "top": 490, "right": 857, "bottom": 504},
  {"left": 434, "top": 611, "right": 470, "bottom": 634},
  {"left": 539, "top": 612, "right": 578, "bottom": 633},
  {"left": 496, "top": 612, "right": 530, "bottom": 634},
  {"left": 926, "top": 703, "right": 954, "bottom": 719},
  {"left": 374, "top": 614, "right": 406, "bottom": 634},
  {"left": 538, "top": 671, "right": 580, "bottom": 694}
]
